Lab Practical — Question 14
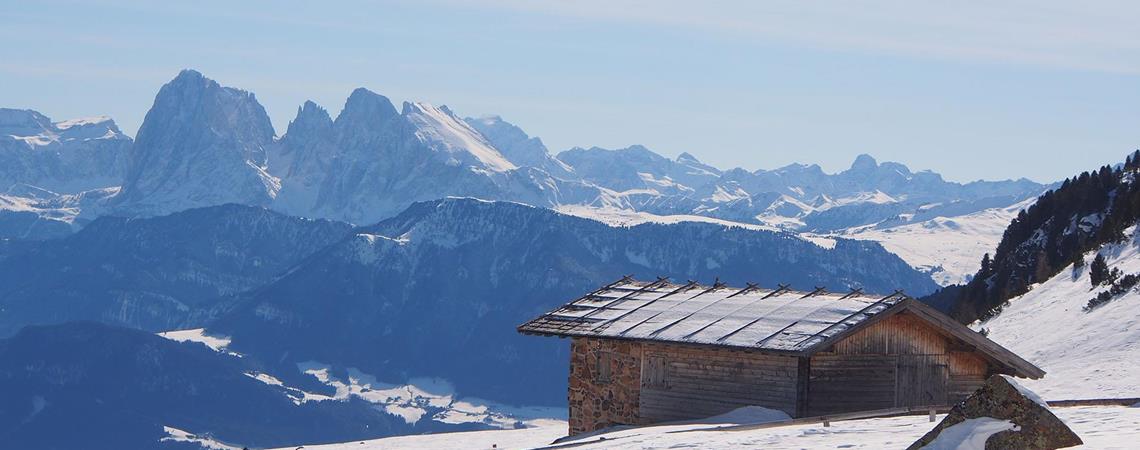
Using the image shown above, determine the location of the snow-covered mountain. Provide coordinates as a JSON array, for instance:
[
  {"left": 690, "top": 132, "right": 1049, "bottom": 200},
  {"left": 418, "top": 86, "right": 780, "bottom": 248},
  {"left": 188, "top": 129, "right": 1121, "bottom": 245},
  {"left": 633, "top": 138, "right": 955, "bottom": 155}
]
[
  {"left": 210, "top": 198, "right": 938, "bottom": 407},
  {"left": 0, "top": 108, "right": 130, "bottom": 194},
  {"left": 112, "top": 70, "right": 279, "bottom": 216},
  {"left": 560, "top": 148, "right": 1044, "bottom": 232},
  {"left": 270, "top": 88, "right": 590, "bottom": 223},
  {"left": 558, "top": 145, "right": 721, "bottom": 194},
  {"left": 0, "top": 69, "right": 1045, "bottom": 240},
  {"left": 465, "top": 115, "right": 575, "bottom": 179}
]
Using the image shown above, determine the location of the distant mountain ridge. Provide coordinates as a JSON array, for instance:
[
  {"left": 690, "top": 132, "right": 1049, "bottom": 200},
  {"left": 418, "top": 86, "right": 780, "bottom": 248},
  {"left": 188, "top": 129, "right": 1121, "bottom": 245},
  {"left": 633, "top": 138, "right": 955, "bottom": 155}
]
[
  {"left": 0, "top": 108, "right": 130, "bottom": 195},
  {"left": 560, "top": 147, "right": 1044, "bottom": 231},
  {"left": 0, "top": 69, "right": 1044, "bottom": 234},
  {"left": 0, "top": 204, "right": 352, "bottom": 336}
]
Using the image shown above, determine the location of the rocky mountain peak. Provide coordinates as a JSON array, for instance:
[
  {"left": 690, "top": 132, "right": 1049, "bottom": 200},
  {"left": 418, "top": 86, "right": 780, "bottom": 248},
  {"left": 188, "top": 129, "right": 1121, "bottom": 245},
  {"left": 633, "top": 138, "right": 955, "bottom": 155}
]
[
  {"left": 335, "top": 88, "right": 399, "bottom": 133},
  {"left": 0, "top": 108, "right": 54, "bottom": 137},
  {"left": 285, "top": 101, "right": 333, "bottom": 138},
  {"left": 113, "top": 69, "right": 279, "bottom": 215},
  {"left": 849, "top": 153, "right": 879, "bottom": 172}
]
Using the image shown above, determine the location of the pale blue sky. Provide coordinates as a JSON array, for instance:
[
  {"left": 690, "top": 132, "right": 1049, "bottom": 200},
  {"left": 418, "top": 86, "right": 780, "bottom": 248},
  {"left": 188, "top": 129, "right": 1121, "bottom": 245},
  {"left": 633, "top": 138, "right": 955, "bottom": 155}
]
[{"left": 2, "top": 0, "right": 1138, "bottom": 183}]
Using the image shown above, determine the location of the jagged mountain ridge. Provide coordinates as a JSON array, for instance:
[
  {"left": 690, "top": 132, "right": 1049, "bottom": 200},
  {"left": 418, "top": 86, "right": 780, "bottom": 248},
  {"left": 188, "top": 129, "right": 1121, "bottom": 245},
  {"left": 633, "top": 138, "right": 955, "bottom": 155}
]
[
  {"left": 211, "top": 197, "right": 939, "bottom": 407},
  {"left": 1, "top": 69, "right": 1043, "bottom": 234},
  {"left": 268, "top": 88, "right": 596, "bottom": 223}
]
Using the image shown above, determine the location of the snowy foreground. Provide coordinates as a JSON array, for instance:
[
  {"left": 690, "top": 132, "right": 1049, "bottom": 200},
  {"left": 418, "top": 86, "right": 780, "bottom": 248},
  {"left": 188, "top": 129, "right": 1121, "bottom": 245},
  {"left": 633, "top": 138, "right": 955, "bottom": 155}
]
[{"left": 253, "top": 405, "right": 1140, "bottom": 450}]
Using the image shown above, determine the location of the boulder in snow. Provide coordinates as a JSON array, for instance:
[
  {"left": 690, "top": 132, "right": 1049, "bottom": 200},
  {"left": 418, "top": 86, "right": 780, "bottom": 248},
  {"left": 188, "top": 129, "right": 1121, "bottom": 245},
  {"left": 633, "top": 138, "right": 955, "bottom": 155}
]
[{"left": 908, "top": 374, "right": 1081, "bottom": 450}]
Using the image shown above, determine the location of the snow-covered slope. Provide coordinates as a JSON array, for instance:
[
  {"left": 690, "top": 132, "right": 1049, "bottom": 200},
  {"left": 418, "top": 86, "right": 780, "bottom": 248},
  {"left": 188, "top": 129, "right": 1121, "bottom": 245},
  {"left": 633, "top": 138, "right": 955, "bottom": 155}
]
[
  {"left": 977, "top": 227, "right": 1140, "bottom": 400},
  {"left": 465, "top": 115, "right": 575, "bottom": 179},
  {"left": 403, "top": 102, "right": 516, "bottom": 172},
  {"left": 841, "top": 198, "right": 1035, "bottom": 285},
  {"left": 268, "top": 406, "right": 1140, "bottom": 449}
]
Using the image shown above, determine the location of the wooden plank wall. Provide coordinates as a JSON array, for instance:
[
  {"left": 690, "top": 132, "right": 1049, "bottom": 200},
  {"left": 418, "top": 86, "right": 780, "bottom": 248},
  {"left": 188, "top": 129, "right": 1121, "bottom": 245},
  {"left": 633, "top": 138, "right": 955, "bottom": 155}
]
[
  {"left": 948, "top": 351, "right": 989, "bottom": 402},
  {"left": 897, "top": 354, "right": 949, "bottom": 406},
  {"left": 809, "top": 354, "right": 898, "bottom": 415},
  {"left": 831, "top": 312, "right": 947, "bottom": 356},
  {"left": 809, "top": 311, "right": 996, "bottom": 415},
  {"left": 638, "top": 341, "right": 800, "bottom": 422}
]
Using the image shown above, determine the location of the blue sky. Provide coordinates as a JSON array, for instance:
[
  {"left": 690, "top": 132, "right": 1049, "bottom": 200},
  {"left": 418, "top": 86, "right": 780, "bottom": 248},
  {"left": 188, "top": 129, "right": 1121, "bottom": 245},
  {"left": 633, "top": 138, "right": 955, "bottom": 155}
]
[{"left": 1, "top": 0, "right": 1137, "bottom": 183}]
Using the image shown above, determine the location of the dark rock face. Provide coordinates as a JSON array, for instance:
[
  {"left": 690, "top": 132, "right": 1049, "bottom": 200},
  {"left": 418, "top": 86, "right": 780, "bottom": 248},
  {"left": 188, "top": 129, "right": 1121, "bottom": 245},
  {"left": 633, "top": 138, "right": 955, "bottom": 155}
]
[{"left": 908, "top": 375, "right": 1082, "bottom": 450}]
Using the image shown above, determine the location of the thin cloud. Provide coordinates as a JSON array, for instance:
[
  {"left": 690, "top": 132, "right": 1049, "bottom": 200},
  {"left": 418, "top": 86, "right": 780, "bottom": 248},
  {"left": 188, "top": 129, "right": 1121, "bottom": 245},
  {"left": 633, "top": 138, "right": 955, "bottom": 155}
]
[{"left": 435, "top": 0, "right": 1140, "bottom": 74}]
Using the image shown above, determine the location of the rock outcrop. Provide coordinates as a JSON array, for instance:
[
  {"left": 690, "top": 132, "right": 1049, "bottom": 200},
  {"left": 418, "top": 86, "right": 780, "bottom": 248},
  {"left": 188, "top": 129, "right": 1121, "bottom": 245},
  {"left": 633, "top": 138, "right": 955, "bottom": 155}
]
[{"left": 909, "top": 374, "right": 1082, "bottom": 449}]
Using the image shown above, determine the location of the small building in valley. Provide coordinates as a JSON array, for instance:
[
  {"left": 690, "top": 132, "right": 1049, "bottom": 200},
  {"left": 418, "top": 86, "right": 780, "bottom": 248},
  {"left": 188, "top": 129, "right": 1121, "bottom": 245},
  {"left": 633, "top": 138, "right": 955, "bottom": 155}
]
[{"left": 518, "top": 277, "right": 1044, "bottom": 435}]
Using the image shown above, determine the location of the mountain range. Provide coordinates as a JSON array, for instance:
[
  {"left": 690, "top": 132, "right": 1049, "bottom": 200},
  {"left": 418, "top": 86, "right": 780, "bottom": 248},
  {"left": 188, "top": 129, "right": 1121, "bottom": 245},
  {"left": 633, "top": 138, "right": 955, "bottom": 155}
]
[
  {"left": 0, "top": 69, "right": 1062, "bottom": 448},
  {"left": 0, "top": 70, "right": 1044, "bottom": 235}
]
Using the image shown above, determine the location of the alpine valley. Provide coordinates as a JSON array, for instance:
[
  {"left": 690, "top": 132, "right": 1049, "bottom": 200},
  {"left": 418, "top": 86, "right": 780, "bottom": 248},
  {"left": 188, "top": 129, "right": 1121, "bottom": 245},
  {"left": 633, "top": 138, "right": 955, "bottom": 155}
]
[{"left": 0, "top": 70, "right": 1059, "bottom": 449}]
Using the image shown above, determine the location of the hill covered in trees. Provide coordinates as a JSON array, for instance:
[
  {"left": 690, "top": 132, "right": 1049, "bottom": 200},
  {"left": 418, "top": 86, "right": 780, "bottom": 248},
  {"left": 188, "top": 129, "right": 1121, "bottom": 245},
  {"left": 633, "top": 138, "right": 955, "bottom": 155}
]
[{"left": 948, "top": 151, "right": 1140, "bottom": 323}]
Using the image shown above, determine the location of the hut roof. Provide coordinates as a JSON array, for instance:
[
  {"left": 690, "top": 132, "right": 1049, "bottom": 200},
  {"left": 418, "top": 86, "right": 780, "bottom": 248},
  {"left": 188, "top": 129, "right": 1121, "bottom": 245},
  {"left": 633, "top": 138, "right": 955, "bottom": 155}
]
[{"left": 518, "top": 277, "right": 1044, "bottom": 379}]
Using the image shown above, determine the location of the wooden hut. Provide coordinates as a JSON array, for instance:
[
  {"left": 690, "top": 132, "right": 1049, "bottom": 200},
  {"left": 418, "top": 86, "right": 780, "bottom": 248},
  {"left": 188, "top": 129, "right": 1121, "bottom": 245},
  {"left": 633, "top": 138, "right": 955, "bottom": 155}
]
[{"left": 517, "top": 277, "right": 1044, "bottom": 435}]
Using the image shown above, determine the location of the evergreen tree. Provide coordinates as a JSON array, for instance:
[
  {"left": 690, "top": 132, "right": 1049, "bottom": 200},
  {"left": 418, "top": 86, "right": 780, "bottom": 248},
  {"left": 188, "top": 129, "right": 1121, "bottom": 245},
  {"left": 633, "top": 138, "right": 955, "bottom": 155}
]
[
  {"left": 1072, "top": 254, "right": 1086, "bottom": 277},
  {"left": 1090, "top": 254, "right": 1109, "bottom": 286}
]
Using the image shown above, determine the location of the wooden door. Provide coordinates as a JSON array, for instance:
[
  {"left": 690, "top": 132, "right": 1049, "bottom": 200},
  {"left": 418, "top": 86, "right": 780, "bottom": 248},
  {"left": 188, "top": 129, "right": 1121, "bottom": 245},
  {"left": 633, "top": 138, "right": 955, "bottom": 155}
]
[
  {"left": 808, "top": 354, "right": 898, "bottom": 416},
  {"left": 896, "top": 354, "right": 948, "bottom": 407}
]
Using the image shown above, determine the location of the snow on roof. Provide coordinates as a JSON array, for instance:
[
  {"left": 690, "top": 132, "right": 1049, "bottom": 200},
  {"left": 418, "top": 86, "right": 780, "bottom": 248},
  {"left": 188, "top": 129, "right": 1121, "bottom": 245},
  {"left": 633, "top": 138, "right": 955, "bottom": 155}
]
[{"left": 519, "top": 277, "right": 908, "bottom": 354}]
